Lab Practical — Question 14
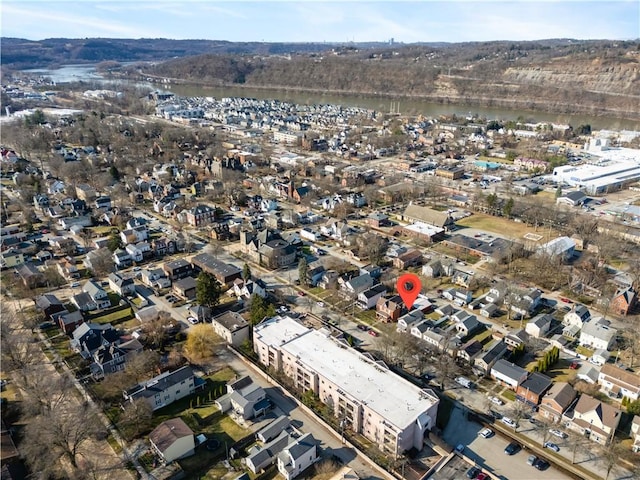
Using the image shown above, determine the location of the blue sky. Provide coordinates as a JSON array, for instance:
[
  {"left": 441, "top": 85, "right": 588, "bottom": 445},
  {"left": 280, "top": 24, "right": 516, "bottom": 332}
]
[{"left": 2, "top": 1, "right": 638, "bottom": 43}]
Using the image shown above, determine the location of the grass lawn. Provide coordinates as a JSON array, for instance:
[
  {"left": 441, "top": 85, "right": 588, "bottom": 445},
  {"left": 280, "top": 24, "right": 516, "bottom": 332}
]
[
  {"left": 355, "top": 310, "right": 377, "bottom": 324},
  {"left": 576, "top": 345, "right": 595, "bottom": 358},
  {"left": 544, "top": 358, "right": 576, "bottom": 383},
  {"left": 501, "top": 389, "right": 517, "bottom": 401},
  {"left": 92, "top": 307, "right": 134, "bottom": 325},
  {"left": 456, "top": 212, "right": 560, "bottom": 240},
  {"left": 470, "top": 328, "right": 494, "bottom": 345}
]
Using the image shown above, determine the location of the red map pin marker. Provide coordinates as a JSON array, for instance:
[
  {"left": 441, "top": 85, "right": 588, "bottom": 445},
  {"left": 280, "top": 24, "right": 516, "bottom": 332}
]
[{"left": 397, "top": 273, "right": 421, "bottom": 310}]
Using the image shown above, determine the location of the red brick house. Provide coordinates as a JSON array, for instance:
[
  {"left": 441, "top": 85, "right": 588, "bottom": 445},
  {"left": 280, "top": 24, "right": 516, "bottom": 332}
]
[
  {"left": 376, "top": 295, "right": 403, "bottom": 323},
  {"left": 611, "top": 287, "right": 637, "bottom": 316}
]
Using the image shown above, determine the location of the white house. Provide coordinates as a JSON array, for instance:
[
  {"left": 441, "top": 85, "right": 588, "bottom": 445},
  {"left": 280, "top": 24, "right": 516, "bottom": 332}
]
[
  {"left": 491, "top": 359, "right": 528, "bottom": 390},
  {"left": 123, "top": 366, "right": 195, "bottom": 411},
  {"left": 277, "top": 433, "right": 318, "bottom": 480},
  {"left": 149, "top": 418, "right": 195, "bottom": 464},
  {"left": 563, "top": 305, "right": 591, "bottom": 328},
  {"left": 125, "top": 243, "right": 144, "bottom": 263},
  {"left": 579, "top": 319, "right": 617, "bottom": 351},
  {"left": 598, "top": 364, "right": 640, "bottom": 401},
  {"left": 211, "top": 311, "right": 250, "bottom": 347},
  {"left": 83, "top": 280, "right": 111, "bottom": 310},
  {"left": 525, "top": 313, "right": 553, "bottom": 338},
  {"left": 357, "top": 284, "right": 387, "bottom": 310}
]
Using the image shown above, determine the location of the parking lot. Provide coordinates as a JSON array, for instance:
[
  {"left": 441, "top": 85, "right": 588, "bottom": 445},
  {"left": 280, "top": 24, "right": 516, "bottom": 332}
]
[{"left": 443, "top": 406, "right": 572, "bottom": 480}]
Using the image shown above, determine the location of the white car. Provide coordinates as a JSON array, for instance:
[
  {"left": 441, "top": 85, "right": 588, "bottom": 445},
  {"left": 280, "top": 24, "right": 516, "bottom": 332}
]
[
  {"left": 479, "top": 428, "right": 494, "bottom": 439},
  {"left": 501, "top": 417, "right": 517, "bottom": 428},
  {"left": 316, "top": 301, "right": 325, "bottom": 308},
  {"left": 187, "top": 317, "right": 198, "bottom": 325},
  {"left": 489, "top": 396, "right": 504, "bottom": 406},
  {"left": 549, "top": 429, "right": 568, "bottom": 439}
]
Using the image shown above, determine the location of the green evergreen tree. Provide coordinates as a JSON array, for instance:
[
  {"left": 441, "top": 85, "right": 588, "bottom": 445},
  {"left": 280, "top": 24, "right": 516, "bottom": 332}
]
[
  {"left": 242, "top": 263, "right": 252, "bottom": 281},
  {"left": 195, "top": 272, "right": 222, "bottom": 308},
  {"left": 298, "top": 257, "right": 309, "bottom": 287}
]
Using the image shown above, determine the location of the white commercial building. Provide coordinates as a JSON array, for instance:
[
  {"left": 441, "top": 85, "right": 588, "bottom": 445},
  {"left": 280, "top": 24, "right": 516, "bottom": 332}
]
[{"left": 253, "top": 316, "right": 439, "bottom": 454}]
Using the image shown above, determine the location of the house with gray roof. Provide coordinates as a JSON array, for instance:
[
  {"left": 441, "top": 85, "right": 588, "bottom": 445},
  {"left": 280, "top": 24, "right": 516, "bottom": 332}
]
[
  {"left": 256, "top": 416, "right": 291, "bottom": 444},
  {"left": 474, "top": 340, "right": 508, "bottom": 376},
  {"left": 215, "top": 376, "right": 268, "bottom": 420},
  {"left": 83, "top": 280, "right": 111, "bottom": 309},
  {"left": 340, "top": 273, "right": 374, "bottom": 297},
  {"left": 212, "top": 311, "right": 250, "bottom": 347},
  {"left": 516, "top": 372, "right": 553, "bottom": 405},
  {"left": 246, "top": 431, "right": 292, "bottom": 474},
  {"left": 124, "top": 365, "right": 195, "bottom": 411},
  {"left": 491, "top": 359, "right": 528, "bottom": 390},
  {"left": 526, "top": 313, "right": 553, "bottom": 338},
  {"left": 539, "top": 382, "right": 577, "bottom": 423},
  {"left": 277, "top": 433, "right": 318, "bottom": 480}
]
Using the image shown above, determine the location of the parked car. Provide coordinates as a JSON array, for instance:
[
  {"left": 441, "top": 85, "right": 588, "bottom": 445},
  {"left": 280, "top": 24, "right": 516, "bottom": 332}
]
[
  {"left": 534, "top": 459, "right": 550, "bottom": 471},
  {"left": 501, "top": 417, "right": 518, "bottom": 428},
  {"left": 297, "top": 291, "right": 306, "bottom": 296},
  {"left": 527, "top": 455, "right": 538, "bottom": 466},
  {"left": 543, "top": 442, "right": 560, "bottom": 452},
  {"left": 550, "top": 429, "right": 568, "bottom": 439},
  {"left": 316, "top": 301, "right": 325, "bottom": 307},
  {"left": 488, "top": 395, "right": 504, "bottom": 405},
  {"left": 187, "top": 317, "right": 198, "bottom": 325},
  {"left": 357, "top": 324, "right": 370, "bottom": 331},
  {"left": 504, "top": 442, "right": 520, "bottom": 455},
  {"left": 479, "top": 428, "right": 494, "bottom": 439},
  {"left": 70, "top": 282, "right": 80, "bottom": 288},
  {"left": 368, "top": 330, "right": 379, "bottom": 337},
  {"left": 466, "top": 467, "right": 480, "bottom": 479},
  {"left": 476, "top": 473, "right": 488, "bottom": 480},
  {"left": 569, "top": 361, "right": 580, "bottom": 370}
]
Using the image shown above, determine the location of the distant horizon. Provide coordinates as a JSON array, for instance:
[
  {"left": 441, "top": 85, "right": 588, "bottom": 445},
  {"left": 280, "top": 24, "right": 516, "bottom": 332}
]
[
  {"left": 4, "top": 36, "right": 638, "bottom": 44},
  {"left": 2, "top": 1, "right": 638, "bottom": 43}
]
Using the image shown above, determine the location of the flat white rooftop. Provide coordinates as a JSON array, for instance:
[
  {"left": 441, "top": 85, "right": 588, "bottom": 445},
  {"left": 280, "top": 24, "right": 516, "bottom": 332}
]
[
  {"left": 254, "top": 315, "right": 309, "bottom": 347},
  {"left": 257, "top": 316, "right": 438, "bottom": 430},
  {"left": 404, "top": 222, "right": 444, "bottom": 237}
]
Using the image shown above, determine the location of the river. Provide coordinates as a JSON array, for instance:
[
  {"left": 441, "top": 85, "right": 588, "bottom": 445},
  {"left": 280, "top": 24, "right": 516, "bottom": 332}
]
[{"left": 23, "top": 64, "right": 640, "bottom": 131}]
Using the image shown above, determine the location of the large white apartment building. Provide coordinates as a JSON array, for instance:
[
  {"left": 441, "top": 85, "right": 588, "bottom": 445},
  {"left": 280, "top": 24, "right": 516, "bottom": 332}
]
[{"left": 253, "top": 315, "right": 439, "bottom": 454}]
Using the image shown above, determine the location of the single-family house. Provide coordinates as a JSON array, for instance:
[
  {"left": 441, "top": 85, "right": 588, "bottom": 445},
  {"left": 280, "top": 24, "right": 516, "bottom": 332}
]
[
  {"left": 246, "top": 431, "right": 292, "bottom": 474},
  {"left": 215, "top": 376, "right": 268, "bottom": 420},
  {"left": 71, "top": 292, "right": 98, "bottom": 312},
  {"left": 317, "top": 270, "right": 339, "bottom": 290},
  {"left": 35, "top": 294, "right": 67, "bottom": 321},
  {"left": 480, "top": 303, "right": 499, "bottom": 318},
  {"left": 357, "top": 284, "right": 387, "bottom": 310},
  {"left": 113, "top": 249, "right": 132, "bottom": 269},
  {"left": 277, "top": 433, "right": 318, "bottom": 480},
  {"left": 212, "top": 311, "right": 250, "bottom": 347},
  {"left": 172, "top": 276, "right": 197, "bottom": 300},
  {"left": 18, "top": 263, "right": 46, "bottom": 288},
  {"left": 108, "top": 272, "right": 135, "bottom": 296},
  {"left": 526, "top": 313, "right": 553, "bottom": 338},
  {"left": 569, "top": 394, "right": 621, "bottom": 445},
  {"left": 598, "top": 364, "right": 640, "bottom": 401},
  {"left": 393, "top": 250, "right": 422, "bottom": 270},
  {"left": 120, "top": 226, "right": 148, "bottom": 244},
  {"left": 83, "top": 280, "right": 111, "bottom": 309},
  {"left": 611, "top": 288, "right": 637, "bottom": 316},
  {"left": 125, "top": 243, "right": 143, "bottom": 263},
  {"left": 256, "top": 416, "right": 291, "bottom": 444},
  {"left": 456, "top": 315, "right": 482, "bottom": 338},
  {"left": 491, "top": 359, "right": 528, "bottom": 390},
  {"left": 397, "top": 310, "right": 424, "bottom": 333},
  {"left": 58, "top": 310, "right": 85, "bottom": 334},
  {"left": 516, "top": 372, "right": 553, "bottom": 406},
  {"left": 563, "top": 305, "right": 591, "bottom": 328},
  {"left": 70, "top": 322, "right": 120, "bottom": 358},
  {"left": 591, "top": 349, "right": 611, "bottom": 366},
  {"left": 233, "top": 278, "right": 267, "bottom": 300},
  {"left": 504, "top": 329, "right": 529, "bottom": 350},
  {"left": 188, "top": 304, "right": 211, "bottom": 324},
  {"left": 91, "top": 338, "right": 143, "bottom": 378},
  {"left": 1, "top": 251, "right": 24, "bottom": 269},
  {"left": 474, "top": 340, "right": 509, "bottom": 376},
  {"left": 457, "top": 340, "right": 483, "bottom": 364},
  {"left": 376, "top": 295, "right": 403, "bottom": 323},
  {"left": 124, "top": 365, "right": 196, "bottom": 411},
  {"left": 141, "top": 268, "right": 171, "bottom": 290},
  {"left": 149, "top": 418, "right": 195, "bottom": 464},
  {"left": 485, "top": 283, "right": 508, "bottom": 304},
  {"left": 341, "top": 273, "right": 374, "bottom": 297},
  {"left": 579, "top": 319, "right": 617, "bottom": 351},
  {"left": 539, "top": 382, "right": 577, "bottom": 423}
]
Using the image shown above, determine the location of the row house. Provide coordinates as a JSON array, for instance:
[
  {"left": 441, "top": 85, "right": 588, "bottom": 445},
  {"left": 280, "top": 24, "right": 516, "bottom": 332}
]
[
  {"left": 598, "top": 364, "right": 640, "bottom": 401},
  {"left": 539, "top": 382, "right": 577, "bottom": 423},
  {"left": 191, "top": 253, "right": 242, "bottom": 286},
  {"left": 163, "top": 259, "right": 193, "bottom": 281},
  {"left": 569, "top": 394, "right": 621, "bottom": 445}
]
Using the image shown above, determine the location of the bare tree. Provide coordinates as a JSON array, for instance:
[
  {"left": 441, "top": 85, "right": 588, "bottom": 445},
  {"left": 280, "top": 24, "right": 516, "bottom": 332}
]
[
  {"left": 22, "top": 401, "right": 106, "bottom": 475},
  {"left": 118, "top": 397, "right": 153, "bottom": 439}
]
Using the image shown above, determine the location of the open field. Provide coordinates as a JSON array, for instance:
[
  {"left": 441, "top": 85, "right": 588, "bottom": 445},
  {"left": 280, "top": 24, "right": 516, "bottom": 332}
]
[{"left": 456, "top": 213, "right": 560, "bottom": 241}]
